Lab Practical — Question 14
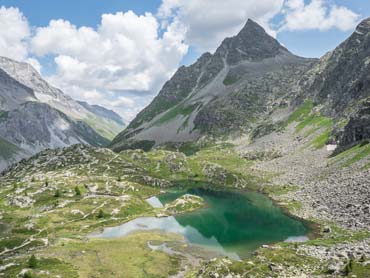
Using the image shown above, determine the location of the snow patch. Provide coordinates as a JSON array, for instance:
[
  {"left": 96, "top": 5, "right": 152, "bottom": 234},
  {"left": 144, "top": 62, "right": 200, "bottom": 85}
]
[{"left": 326, "top": 145, "right": 337, "bottom": 152}]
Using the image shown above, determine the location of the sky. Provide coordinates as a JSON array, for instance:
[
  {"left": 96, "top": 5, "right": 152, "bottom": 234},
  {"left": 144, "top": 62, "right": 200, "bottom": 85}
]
[{"left": 0, "top": 0, "right": 369, "bottom": 122}]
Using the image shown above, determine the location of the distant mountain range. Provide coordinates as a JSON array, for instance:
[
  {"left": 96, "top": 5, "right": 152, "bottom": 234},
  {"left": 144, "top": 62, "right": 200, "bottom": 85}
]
[
  {"left": 0, "top": 56, "right": 125, "bottom": 171},
  {"left": 110, "top": 18, "right": 370, "bottom": 154}
]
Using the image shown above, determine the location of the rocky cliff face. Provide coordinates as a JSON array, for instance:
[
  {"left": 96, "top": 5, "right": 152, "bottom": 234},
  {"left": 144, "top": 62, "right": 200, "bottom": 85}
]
[
  {"left": 336, "top": 98, "right": 370, "bottom": 152},
  {"left": 110, "top": 20, "right": 315, "bottom": 151},
  {"left": 294, "top": 17, "right": 370, "bottom": 150},
  {"left": 0, "top": 58, "right": 123, "bottom": 171},
  {"left": 0, "top": 102, "right": 108, "bottom": 154},
  {"left": 0, "top": 57, "right": 125, "bottom": 140}
]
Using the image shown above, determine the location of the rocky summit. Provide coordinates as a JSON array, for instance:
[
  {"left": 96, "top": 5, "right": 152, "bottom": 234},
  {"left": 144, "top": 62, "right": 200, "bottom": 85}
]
[{"left": 1, "top": 15, "right": 370, "bottom": 278}]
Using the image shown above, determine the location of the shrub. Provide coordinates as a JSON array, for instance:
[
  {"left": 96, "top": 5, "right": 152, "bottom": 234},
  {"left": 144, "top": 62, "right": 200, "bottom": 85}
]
[
  {"left": 28, "top": 254, "right": 38, "bottom": 268},
  {"left": 74, "top": 186, "right": 81, "bottom": 196},
  {"left": 54, "top": 190, "right": 61, "bottom": 198},
  {"left": 343, "top": 259, "right": 353, "bottom": 275},
  {"left": 360, "top": 140, "right": 370, "bottom": 147},
  {"left": 97, "top": 209, "right": 105, "bottom": 219},
  {"left": 24, "top": 272, "right": 33, "bottom": 278}
]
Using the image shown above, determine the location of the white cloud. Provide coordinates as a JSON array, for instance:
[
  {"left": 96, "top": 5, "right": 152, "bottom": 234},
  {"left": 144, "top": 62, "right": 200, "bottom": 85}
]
[
  {"left": 110, "top": 96, "right": 135, "bottom": 108},
  {"left": 31, "top": 11, "right": 187, "bottom": 114},
  {"left": 0, "top": 6, "right": 30, "bottom": 60},
  {"left": 158, "top": 0, "right": 285, "bottom": 52},
  {"left": 282, "top": 0, "right": 360, "bottom": 31}
]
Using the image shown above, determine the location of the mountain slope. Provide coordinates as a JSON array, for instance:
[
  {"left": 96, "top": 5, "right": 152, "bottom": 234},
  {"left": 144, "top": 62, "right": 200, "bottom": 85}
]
[
  {"left": 0, "top": 56, "right": 125, "bottom": 140},
  {"left": 293, "top": 17, "right": 370, "bottom": 151},
  {"left": 110, "top": 19, "right": 315, "bottom": 151},
  {"left": 0, "top": 68, "right": 36, "bottom": 110},
  {"left": 0, "top": 65, "right": 109, "bottom": 171},
  {"left": 112, "top": 18, "right": 370, "bottom": 154},
  {"left": 78, "top": 101, "right": 125, "bottom": 126}
]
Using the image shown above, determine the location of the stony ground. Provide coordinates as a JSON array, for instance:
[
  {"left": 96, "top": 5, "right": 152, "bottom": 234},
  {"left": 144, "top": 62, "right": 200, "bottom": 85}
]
[{"left": 229, "top": 106, "right": 370, "bottom": 277}]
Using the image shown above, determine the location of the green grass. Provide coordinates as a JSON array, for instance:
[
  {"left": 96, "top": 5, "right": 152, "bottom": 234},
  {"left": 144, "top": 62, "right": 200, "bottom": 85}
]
[
  {"left": 349, "top": 261, "right": 370, "bottom": 278},
  {"left": 155, "top": 103, "right": 198, "bottom": 126},
  {"left": 263, "top": 184, "right": 300, "bottom": 197},
  {"left": 39, "top": 232, "right": 182, "bottom": 278},
  {"left": 309, "top": 129, "right": 331, "bottom": 149},
  {"left": 332, "top": 142, "right": 370, "bottom": 167},
  {"left": 83, "top": 115, "right": 125, "bottom": 140},
  {"left": 286, "top": 100, "right": 314, "bottom": 125},
  {"left": 3, "top": 257, "right": 78, "bottom": 278},
  {"left": 296, "top": 116, "right": 333, "bottom": 135},
  {"left": 307, "top": 225, "right": 370, "bottom": 247},
  {"left": 284, "top": 100, "right": 333, "bottom": 149}
]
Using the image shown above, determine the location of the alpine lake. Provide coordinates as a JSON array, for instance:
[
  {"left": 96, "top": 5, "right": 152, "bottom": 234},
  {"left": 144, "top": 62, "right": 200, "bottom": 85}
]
[{"left": 93, "top": 187, "right": 310, "bottom": 259}]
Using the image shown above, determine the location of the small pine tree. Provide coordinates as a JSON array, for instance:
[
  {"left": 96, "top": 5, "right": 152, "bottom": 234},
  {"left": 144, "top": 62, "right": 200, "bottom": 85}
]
[
  {"left": 54, "top": 189, "right": 61, "bottom": 198},
  {"left": 28, "top": 254, "right": 38, "bottom": 268},
  {"left": 344, "top": 259, "right": 353, "bottom": 275},
  {"left": 117, "top": 176, "right": 122, "bottom": 182},
  {"left": 97, "top": 209, "right": 105, "bottom": 219},
  {"left": 74, "top": 186, "right": 81, "bottom": 196},
  {"left": 24, "top": 272, "right": 33, "bottom": 278},
  {"left": 45, "top": 180, "right": 49, "bottom": 187},
  {"left": 31, "top": 177, "right": 35, "bottom": 182}
]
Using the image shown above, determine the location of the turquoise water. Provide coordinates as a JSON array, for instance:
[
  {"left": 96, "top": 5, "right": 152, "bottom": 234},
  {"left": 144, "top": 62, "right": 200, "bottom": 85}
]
[{"left": 94, "top": 188, "right": 309, "bottom": 259}]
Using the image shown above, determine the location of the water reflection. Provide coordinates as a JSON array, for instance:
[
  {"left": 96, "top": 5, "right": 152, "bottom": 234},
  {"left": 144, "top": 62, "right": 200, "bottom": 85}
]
[
  {"left": 94, "top": 215, "right": 240, "bottom": 259},
  {"left": 93, "top": 188, "right": 309, "bottom": 258}
]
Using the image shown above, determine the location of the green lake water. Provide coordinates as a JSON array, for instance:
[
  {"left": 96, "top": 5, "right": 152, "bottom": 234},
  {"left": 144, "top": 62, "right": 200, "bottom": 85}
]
[{"left": 94, "top": 188, "right": 309, "bottom": 259}]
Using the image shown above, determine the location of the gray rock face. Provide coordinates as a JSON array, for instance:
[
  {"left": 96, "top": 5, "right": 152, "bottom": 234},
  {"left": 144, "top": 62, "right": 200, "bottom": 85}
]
[
  {"left": 110, "top": 19, "right": 315, "bottom": 151},
  {"left": 0, "top": 58, "right": 111, "bottom": 171},
  {"left": 0, "top": 56, "right": 125, "bottom": 140},
  {"left": 294, "top": 17, "right": 370, "bottom": 150},
  {"left": 0, "top": 68, "right": 36, "bottom": 111},
  {"left": 303, "top": 18, "right": 370, "bottom": 114},
  {"left": 0, "top": 102, "right": 108, "bottom": 153},
  {"left": 337, "top": 98, "right": 370, "bottom": 151}
]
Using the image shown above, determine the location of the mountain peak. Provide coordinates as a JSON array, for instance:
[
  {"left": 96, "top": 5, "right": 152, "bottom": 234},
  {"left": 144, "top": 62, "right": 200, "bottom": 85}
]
[
  {"left": 216, "top": 19, "right": 290, "bottom": 64},
  {"left": 355, "top": 16, "right": 370, "bottom": 35},
  {"left": 239, "top": 18, "right": 265, "bottom": 34}
]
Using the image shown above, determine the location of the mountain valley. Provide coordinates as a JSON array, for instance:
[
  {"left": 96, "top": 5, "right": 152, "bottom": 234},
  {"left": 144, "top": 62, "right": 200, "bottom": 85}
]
[{"left": 0, "top": 16, "right": 370, "bottom": 278}]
